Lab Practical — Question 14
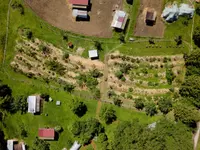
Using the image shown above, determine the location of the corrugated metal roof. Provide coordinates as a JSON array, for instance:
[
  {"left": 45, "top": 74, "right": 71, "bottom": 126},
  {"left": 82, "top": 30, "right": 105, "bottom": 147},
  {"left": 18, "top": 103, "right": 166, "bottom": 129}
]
[{"left": 69, "top": 0, "right": 89, "bottom": 5}]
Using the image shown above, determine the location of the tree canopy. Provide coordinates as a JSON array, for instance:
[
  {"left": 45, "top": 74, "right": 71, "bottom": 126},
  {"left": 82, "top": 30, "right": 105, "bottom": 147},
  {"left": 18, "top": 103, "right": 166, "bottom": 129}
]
[
  {"left": 100, "top": 106, "right": 117, "bottom": 124},
  {"left": 158, "top": 97, "right": 172, "bottom": 114},
  {"left": 174, "top": 103, "right": 200, "bottom": 128},
  {"left": 70, "top": 99, "right": 87, "bottom": 117},
  {"left": 112, "top": 119, "right": 193, "bottom": 150},
  {"left": 193, "top": 26, "right": 200, "bottom": 47},
  {"left": 32, "top": 137, "right": 50, "bottom": 150},
  {"left": 71, "top": 118, "right": 104, "bottom": 144},
  {"left": 145, "top": 102, "right": 157, "bottom": 116}
]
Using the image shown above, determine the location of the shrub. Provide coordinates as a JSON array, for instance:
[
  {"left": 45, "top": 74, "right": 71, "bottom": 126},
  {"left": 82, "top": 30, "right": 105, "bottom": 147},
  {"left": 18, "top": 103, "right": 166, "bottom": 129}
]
[
  {"left": 115, "top": 71, "right": 123, "bottom": 79},
  {"left": 64, "top": 83, "right": 75, "bottom": 93},
  {"left": 121, "top": 76, "right": 126, "bottom": 82},
  {"left": 113, "top": 97, "right": 122, "bottom": 107},
  {"left": 145, "top": 102, "right": 157, "bottom": 116},
  {"left": 135, "top": 98, "right": 144, "bottom": 110},
  {"left": 63, "top": 52, "right": 69, "bottom": 60},
  {"left": 55, "top": 126, "right": 63, "bottom": 133},
  {"left": 166, "top": 67, "right": 175, "bottom": 85},
  {"left": 70, "top": 99, "right": 87, "bottom": 117},
  {"left": 100, "top": 106, "right": 117, "bottom": 124},
  {"left": 128, "top": 88, "right": 133, "bottom": 92},
  {"left": 45, "top": 60, "right": 66, "bottom": 75}
]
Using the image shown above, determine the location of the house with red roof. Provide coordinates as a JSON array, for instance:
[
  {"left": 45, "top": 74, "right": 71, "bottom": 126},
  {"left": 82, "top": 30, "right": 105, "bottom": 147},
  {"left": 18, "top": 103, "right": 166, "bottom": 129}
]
[
  {"left": 38, "top": 128, "right": 55, "bottom": 140},
  {"left": 69, "top": 0, "right": 89, "bottom": 9}
]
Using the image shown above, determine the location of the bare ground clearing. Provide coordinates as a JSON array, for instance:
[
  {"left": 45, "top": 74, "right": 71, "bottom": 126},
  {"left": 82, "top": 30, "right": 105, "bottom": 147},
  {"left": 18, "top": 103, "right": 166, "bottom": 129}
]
[
  {"left": 134, "top": 0, "right": 165, "bottom": 37},
  {"left": 25, "top": 0, "right": 123, "bottom": 38}
]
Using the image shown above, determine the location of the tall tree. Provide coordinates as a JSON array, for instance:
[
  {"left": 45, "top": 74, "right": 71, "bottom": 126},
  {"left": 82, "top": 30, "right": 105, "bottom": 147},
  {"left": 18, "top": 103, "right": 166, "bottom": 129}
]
[
  {"left": 158, "top": 97, "right": 172, "bottom": 114},
  {"left": 100, "top": 106, "right": 117, "bottom": 124},
  {"left": 193, "top": 26, "right": 200, "bottom": 47},
  {"left": 174, "top": 103, "right": 200, "bottom": 128},
  {"left": 145, "top": 102, "right": 157, "bottom": 116},
  {"left": 70, "top": 99, "right": 87, "bottom": 117}
]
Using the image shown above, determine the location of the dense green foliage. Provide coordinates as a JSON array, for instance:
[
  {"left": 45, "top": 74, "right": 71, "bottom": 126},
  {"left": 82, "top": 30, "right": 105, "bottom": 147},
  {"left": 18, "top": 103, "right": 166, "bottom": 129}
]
[
  {"left": 112, "top": 119, "right": 193, "bottom": 150},
  {"left": 193, "top": 26, "right": 200, "bottom": 47},
  {"left": 180, "top": 51, "right": 200, "bottom": 107},
  {"left": 158, "top": 97, "right": 172, "bottom": 114},
  {"left": 174, "top": 103, "right": 200, "bottom": 128},
  {"left": 32, "top": 137, "right": 50, "bottom": 150},
  {"left": 97, "top": 133, "right": 109, "bottom": 150},
  {"left": 0, "top": 129, "right": 6, "bottom": 150},
  {"left": 71, "top": 118, "right": 104, "bottom": 144},
  {"left": 145, "top": 102, "right": 157, "bottom": 116},
  {"left": 134, "top": 98, "right": 145, "bottom": 110},
  {"left": 165, "top": 67, "right": 175, "bottom": 85},
  {"left": 70, "top": 99, "right": 87, "bottom": 117},
  {"left": 64, "top": 82, "right": 75, "bottom": 93},
  {"left": 100, "top": 106, "right": 117, "bottom": 124}
]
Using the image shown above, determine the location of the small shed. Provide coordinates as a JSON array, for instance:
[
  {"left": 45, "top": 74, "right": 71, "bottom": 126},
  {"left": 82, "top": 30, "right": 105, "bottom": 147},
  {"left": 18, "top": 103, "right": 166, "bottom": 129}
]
[
  {"left": 38, "top": 128, "right": 55, "bottom": 140},
  {"left": 88, "top": 50, "right": 98, "bottom": 59},
  {"left": 72, "top": 9, "right": 88, "bottom": 19},
  {"left": 111, "top": 10, "right": 128, "bottom": 30},
  {"left": 70, "top": 141, "right": 81, "bottom": 150},
  {"left": 56, "top": 101, "right": 61, "bottom": 106},
  {"left": 146, "top": 9, "right": 157, "bottom": 25},
  {"left": 7, "top": 140, "right": 26, "bottom": 150},
  {"left": 27, "top": 95, "right": 40, "bottom": 114}
]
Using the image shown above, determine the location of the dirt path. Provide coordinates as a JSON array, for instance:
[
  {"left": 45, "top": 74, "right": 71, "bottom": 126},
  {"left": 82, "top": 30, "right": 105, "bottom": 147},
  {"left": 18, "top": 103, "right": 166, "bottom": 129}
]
[
  {"left": 194, "top": 122, "right": 200, "bottom": 150},
  {"left": 3, "top": 0, "right": 12, "bottom": 64},
  {"left": 91, "top": 140, "right": 97, "bottom": 150},
  {"left": 96, "top": 101, "right": 102, "bottom": 120}
]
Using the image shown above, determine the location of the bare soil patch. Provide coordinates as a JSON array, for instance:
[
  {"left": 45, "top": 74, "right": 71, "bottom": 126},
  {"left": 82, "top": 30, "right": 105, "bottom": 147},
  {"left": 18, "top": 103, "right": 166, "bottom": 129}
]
[
  {"left": 134, "top": 0, "right": 165, "bottom": 37},
  {"left": 25, "top": 0, "right": 122, "bottom": 38}
]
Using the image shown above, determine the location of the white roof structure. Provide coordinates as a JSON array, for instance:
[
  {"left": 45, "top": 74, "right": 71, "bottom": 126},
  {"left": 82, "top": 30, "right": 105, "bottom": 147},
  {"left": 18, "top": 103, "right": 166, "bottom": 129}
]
[
  {"left": 88, "top": 50, "right": 98, "bottom": 58},
  {"left": 7, "top": 140, "right": 14, "bottom": 150},
  {"left": 179, "top": 4, "right": 195, "bottom": 16},
  {"left": 72, "top": 9, "right": 88, "bottom": 18},
  {"left": 111, "top": 10, "right": 128, "bottom": 30},
  {"left": 161, "top": 2, "right": 195, "bottom": 22},
  {"left": 56, "top": 101, "right": 61, "bottom": 106},
  {"left": 27, "top": 96, "right": 40, "bottom": 114},
  {"left": 70, "top": 141, "right": 81, "bottom": 150}
]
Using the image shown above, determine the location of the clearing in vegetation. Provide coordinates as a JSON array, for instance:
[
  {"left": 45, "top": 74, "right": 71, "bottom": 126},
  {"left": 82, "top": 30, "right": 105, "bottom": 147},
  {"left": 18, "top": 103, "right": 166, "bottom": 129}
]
[
  {"left": 24, "top": 0, "right": 123, "bottom": 38},
  {"left": 134, "top": 0, "right": 165, "bottom": 37}
]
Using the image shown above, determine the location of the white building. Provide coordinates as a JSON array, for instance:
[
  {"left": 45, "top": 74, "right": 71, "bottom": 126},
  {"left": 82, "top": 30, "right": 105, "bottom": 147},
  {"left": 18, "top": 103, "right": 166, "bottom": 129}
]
[
  {"left": 72, "top": 9, "right": 88, "bottom": 19},
  {"left": 111, "top": 10, "right": 128, "bottom": 30},
  {"left": 70, "top": 141, "right": 81, "bottom": 150},
  {"left": 27, "top": 95, "right": 40, "bottom": 114},
  {"left": 88, "top": 50, "right": 98, "bottom": 59},
  {"left": 161, "top": 2, "right": 195, "bottom": 22},
  {"left": 7, "top": 140, "right": 26, "bottom": 150}
]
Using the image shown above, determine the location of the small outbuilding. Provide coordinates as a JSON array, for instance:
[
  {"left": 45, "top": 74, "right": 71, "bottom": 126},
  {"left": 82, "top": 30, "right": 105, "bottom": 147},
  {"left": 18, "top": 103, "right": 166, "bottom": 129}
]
[
  {"left": 145, "top": 9, "right": 157, "bottom": 25},
  {"left": 72, "top": 9, "right": 88, "bottom": 19},
  {"left": 7, "top": 140, "right": 26, "bottom": 150},
  {"left": 70, "top": 141, "right": 81, "bottom": 150},
  {"left": 27, "top": 95, "right": 40, "bottom": 114},
  {"left": 111, "top": 10, "right": 128, "bottom": 30},
  {"left": 38, "top": 128, "right": 55, "bottom": 140},
  {"left": 88, "top": 50, "right": 98, "bottom": 60}
]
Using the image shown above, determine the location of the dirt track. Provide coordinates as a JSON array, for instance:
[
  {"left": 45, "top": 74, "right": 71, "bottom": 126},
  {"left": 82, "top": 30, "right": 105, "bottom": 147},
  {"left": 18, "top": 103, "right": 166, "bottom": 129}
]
[
  {"left": 134, "top": 0, "right": 165, "bottom": 38},
  {"left": 25, "top": 0, "right": 122, "bottom": 38}
]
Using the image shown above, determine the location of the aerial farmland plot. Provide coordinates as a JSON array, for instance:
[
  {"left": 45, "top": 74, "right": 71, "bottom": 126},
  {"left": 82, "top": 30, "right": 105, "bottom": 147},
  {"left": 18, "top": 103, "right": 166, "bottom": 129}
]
[{"left": 0, "top": 0, "right": 200, "bottom": 149}]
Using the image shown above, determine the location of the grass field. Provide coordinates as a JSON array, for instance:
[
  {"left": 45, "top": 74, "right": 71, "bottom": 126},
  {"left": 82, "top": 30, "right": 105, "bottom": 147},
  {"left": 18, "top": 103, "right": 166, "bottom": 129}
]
[{"left": 117, "top": 41, "right": 189, "bottom": 56}]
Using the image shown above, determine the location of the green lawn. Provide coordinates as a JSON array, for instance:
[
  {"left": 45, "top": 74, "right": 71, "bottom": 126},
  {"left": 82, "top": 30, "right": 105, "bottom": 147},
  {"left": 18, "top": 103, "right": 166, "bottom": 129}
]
[
  {"left": 0, "top": 0, "right": 8, "bottom": 63},
  {"left": 117, "top": 41, "right": 189, "bottom": 56}
]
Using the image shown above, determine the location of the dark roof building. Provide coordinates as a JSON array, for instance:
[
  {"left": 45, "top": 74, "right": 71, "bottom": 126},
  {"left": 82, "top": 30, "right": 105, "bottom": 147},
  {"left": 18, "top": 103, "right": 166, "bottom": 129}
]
[{"left": 145, "top": 9, "right": 157, "bottom": 25}]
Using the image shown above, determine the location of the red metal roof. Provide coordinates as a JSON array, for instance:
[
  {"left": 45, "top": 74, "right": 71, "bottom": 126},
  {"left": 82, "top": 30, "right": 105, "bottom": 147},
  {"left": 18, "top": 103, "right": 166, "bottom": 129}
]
[
  {"left": 69, "top": 0, "right": 89, "bottom": 5},
  {"left": 38, "top": 128, "right": 55, "bottom": 138}
]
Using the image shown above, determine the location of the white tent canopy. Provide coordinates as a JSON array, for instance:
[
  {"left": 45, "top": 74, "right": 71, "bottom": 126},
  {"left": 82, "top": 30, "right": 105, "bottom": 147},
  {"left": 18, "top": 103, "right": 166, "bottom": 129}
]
[{"left": 161, "top": 2, "right": 195, "bottom": 22}]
